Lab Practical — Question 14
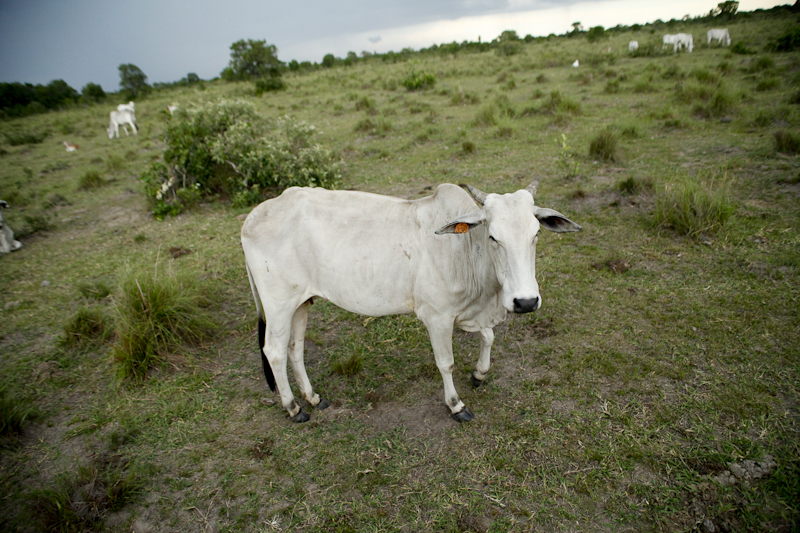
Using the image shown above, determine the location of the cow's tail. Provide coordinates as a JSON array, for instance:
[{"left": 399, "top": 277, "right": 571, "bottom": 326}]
[{"left": 246, "top": 263, "right": 276, "bottom": 392}]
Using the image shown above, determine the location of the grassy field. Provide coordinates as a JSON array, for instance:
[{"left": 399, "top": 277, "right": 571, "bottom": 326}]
[{"left": 1, "top": 11, "right": 799, "bottom": 533}]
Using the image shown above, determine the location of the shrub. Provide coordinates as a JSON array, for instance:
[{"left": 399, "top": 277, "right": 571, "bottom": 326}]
[
  {"left": 112, "top": 268, "right": 216, "bottom": 380},
  {"left": 589, "top": 128, "right": 619, "bottom": 162},
  {"left": 604, "top": 80, "right": 621, "bottom": 94},
  {"left": 461, "top": 141, "right": 476, "bottom": 154},
  {"left": 355, "top": 95, "right": 376, "bottom": 113},
  {"left": 495, "top": 41, "right": 524, "bottom": 56},
  {"left": 654, "top": 173, "right": 736, "bottom": 238},
  {"left": 4, "top": 130, "right": 47, "bottom": 146},
  {"left": 767, "top": 27, "right": 800, "bottom": 52},
  {"left": 774, "top": 130, "right": 800, "bottom": 154},
  {"left": 402, "top": 69, "right": 436, "bottom": 91},
  {"left": 586, "top": 26, "right": 605, "bottom": 43},
  {"left": 540, "top": 90, "right": 581, "bottom": 115},
  {"left": 78, "top": 170, "right": 106, "bottom": 190},
  {"left": 731, "top": 42, "right": 756, "bottom": 55},
  {"left": 254, "top": 76, "right": 285, "bottom": 95},
  {"left": 139, "top": 99, "right": 341, "bottom": 215},
  {"left": 60, "top": 307, "right": 111, "bottom": 348}
]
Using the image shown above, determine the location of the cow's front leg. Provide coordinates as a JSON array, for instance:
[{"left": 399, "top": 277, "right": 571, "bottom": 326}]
[
  {"left": 423, "top": 317, "right": 474, "bottom": 422},
  {"left": 471, "top": 327, "right": 494, "bottom": 387}
]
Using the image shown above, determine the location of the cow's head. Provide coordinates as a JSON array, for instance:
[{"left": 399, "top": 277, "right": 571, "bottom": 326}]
[{"left": 436, "top": 180, "right": 581, "bottom": 314}]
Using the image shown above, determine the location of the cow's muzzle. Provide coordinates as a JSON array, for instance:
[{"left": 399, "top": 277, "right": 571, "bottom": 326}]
[{"left": 513, "top": 297, "right": 539, "bottom": 314}]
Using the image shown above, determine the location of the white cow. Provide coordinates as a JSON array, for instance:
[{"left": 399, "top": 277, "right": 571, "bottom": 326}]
[
  {"left": 0, "top": 201, "right": 23, "bottom": 254},
  {"left": 677, "top": 33, "right": 694, "bottom": 52},
  {"left": 107, "top": 109, "right": 137, "bottom": 139},
  {"left": 707, "top": 28, "right": 731, "bottom": 46},
  {"left": 572, "top": 59, "right": 580, "bottom": 67},
  {"left": 629, "top": 40, "right": 639, "bottom": 52},
  {"left": 167, "top": 104, "right": 178, "bottom": 115},
  {"left": 117, "top": 101, "right": 135, "bottom": 113},
  {"left": 663, "top": 33, "right": 693, "bottom": 53},
  {"left": 241, "top": 181, "right": 582, "bottom": 423}
]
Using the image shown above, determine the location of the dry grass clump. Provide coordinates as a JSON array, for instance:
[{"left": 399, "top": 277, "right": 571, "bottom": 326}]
[{"left": 78, "top": 170, "right": 107, "bottom": 191}]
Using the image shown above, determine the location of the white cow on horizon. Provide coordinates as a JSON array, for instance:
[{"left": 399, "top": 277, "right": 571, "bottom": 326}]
[
  {"left": 707, "top": 28, "right": 731, "bottom": 46},
  {"left": 664, "top": 33, "right": 693, "bottom": 53},
  {"left": 629, "top": 40, "right": 639, "bottom": 52}
]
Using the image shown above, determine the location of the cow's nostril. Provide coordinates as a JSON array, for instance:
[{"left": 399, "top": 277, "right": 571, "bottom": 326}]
[{"left": 513, "top": 297, "right": 539, "bottom": 314}]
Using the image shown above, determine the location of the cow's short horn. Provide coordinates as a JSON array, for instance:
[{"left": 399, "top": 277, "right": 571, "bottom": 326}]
[
  {"left": 462, "top": 184, "right": 488, "bottom": 206},
  {"left": 525, "top": 179, "right": 540, "bottom": 199}
]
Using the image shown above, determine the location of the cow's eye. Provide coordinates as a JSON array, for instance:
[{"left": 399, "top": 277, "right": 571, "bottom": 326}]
[{"left": 489, "top": 235, "right": 498, "bottom": 243}]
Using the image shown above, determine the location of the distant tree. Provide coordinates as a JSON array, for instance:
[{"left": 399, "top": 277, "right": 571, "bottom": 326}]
[
  {"left": 571, "top": 22, "right": 583, "bottom": 32},
  {"left": 716, "top": 1, "right": 739, "bottom": 17},
  {"left": 586, "top": 26, "right": 605, "bottom": 42},
  {"left": 82, "top": 82, "right": 106, "bottom": 102},
  {"left": 119, "top": 64, "right": 149, "bottom": 98},
  {"left": 344, "top": 51, "right": 358, "bottom": 66},
  {"left": 34, "top": 80, "right": 78, "bottom": 108},
  {"left": 186, "top": 73, "right": 200, "bottom": 84},
  {"left": 498, "top": 30, "right": 520, "bottom": 42},
  {"left": 222, "top": 39, "right": 283, "bottom": 81},
  {"left": 322, "top": 54, "right": 336, "bottom": 68}
]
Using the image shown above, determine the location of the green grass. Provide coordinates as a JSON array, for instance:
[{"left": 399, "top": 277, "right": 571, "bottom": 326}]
[{"left": 0, "top": 9, "right": 799, "bottom": 533}]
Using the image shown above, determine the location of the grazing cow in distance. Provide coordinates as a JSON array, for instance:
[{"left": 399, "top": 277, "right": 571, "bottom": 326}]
[
  {"left": 0, "top": 201, "right": 23, "bottom": 254},
  {"left": 63, "top": 141, "right": 78, "bottom": 152},
  {"left": 663, "top": 33, "right": 693, "bottom": 53},
  {"left": 167, "top": 104, "right": 178, "bottom": 115},
  {"left": 241, "top": 180, "right": 582, "bottom": 423},
  {"left": 707, "top": 28, "right": 731, "bottom": 46},
  {"left": 107, "top": 109, "right": 137, "bottom": 139},
  {"left": 629, "top": 40, "right": 639, "bottom": 52},
  {"left": 572, "top": 59, "right": 579, "bottom": 67}
]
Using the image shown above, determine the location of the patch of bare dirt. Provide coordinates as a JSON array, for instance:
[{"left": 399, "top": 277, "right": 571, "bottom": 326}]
[{"left": 359, "top": 398, "right": 453, "bottom": 439}]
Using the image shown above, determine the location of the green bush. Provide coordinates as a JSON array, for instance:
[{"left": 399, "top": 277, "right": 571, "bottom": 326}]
[
  {"left": 254, "top": 76, "right": 285, "bottom": 95},
  {"left": 731, "top": 42, "right": 756, "bottom": 55},
  {"left": 654, "top": 173, "right": 736, "bottom": 238},
  {"left": 139, "top": 99, "right": 341, "bottom": 215},
  {"left": 402, "top": 69, "right": 436, "bottom": 91},
  {"left": 4, "top": 130, "right": 47, "bottom": 146},
  {"left": 767, "top": 27, "right": 800, "bottom": 52},
  {"left": 112, "top": 268, "right": 216, "bottom": 380}
]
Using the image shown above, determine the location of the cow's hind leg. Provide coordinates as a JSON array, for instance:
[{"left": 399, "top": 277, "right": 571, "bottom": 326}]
[
  {"left": 289, "top": 300, "right": 329, "bottom": 410},
  {"left": 424, "top": 317, "right": 474, "bottom": 422},
  {"left": 471, "top": 327, "right": 494, "bottom": 387},
  {"left": 263, "top": 314, "right": 309, "bottom": 422}
]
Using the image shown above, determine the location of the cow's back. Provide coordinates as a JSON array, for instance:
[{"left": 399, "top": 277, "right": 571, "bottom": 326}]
[{"left": 241, "top": 184, "right": 479, "bottom": 316}]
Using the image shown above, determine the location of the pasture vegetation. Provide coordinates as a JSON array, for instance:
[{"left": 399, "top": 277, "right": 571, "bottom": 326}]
[{"left": 1, "top": 6, "right": 799, "bottom": 532}]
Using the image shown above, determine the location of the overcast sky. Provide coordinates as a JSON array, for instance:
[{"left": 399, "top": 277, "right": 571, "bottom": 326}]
[{"left": 0, "top": 0, "right": 786, "bottom": 92}]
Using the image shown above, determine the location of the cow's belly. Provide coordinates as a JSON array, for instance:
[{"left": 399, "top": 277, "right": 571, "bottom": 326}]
[{"left": 308, "top": 249, "right": 417, "bottom": 317}]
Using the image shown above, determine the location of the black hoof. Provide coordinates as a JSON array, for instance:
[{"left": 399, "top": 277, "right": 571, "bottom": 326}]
[
  {"left": 470, "top": 371, "right": 484, "bottom": 388},
  {"left": 289, "top": 409, "right": 310, "bottom": 423},
  {"left": 451, "top": 407, "right": 474, "bottom": 423},
  {"left": 316, "top": 397, "right": 330, "bottom": 410}
]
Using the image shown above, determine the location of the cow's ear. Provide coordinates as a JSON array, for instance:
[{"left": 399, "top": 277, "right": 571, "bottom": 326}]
[
  {"left": 534, "top": 207, "right": 582, "bottom": 233},
  {"left": 435, "top": 210, "right": 486, "bottom": 235}
]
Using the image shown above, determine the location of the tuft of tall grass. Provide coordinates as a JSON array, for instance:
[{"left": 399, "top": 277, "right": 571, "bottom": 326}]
[
  {"left": 774, "top": 130, "right": 800, "bottom": 154},
  {"left": 4, "top": 130, "right": 47, "bottom": 146},
  {"left": 589, "top": 128, "right": 619, "bottom": 162},
  {"left": 0, "top": 385, "right": 37, "bottom": 440},
  {"left": 112, "top": 268, "right": 216, "bottom": 380},
  {"left": 29, "top": 458, "right": 141, "bottom": 531},
  {"left": 332, "top": 351, "right": 363, "bottom": 376},
  {"left": 654, "top": 172, "right": 736, "bottom": 238},
  {"left": 78, "top": 170, "right": 107, "bottom": 191},
  {"left": 60, "top": 307, "right": 112, "bottom": 348},
  {"left": 539, "top": 90, "right": 581, "bottom": 115}
]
